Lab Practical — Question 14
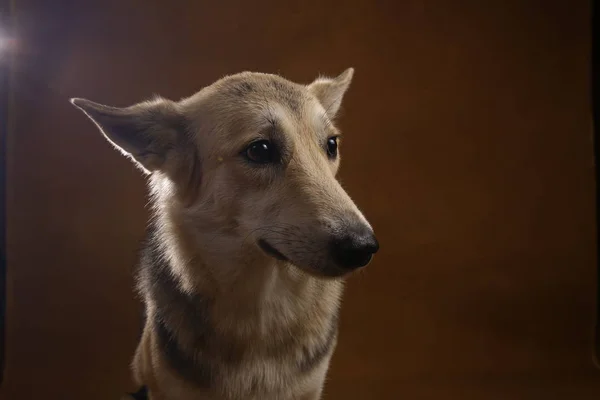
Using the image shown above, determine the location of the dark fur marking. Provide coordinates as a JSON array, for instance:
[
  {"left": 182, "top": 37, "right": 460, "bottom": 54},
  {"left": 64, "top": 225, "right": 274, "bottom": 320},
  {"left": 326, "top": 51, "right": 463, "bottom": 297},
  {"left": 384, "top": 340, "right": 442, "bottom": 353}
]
[
  {"left": 298, "top": 312, "right": 339, "bottom": 373},
  {"left": 155, "top": 316, "right": 215, "bottom": 387},
  {"left": 269, "top": 79, "right": 303, "bottom": 113},
  {"left": 127, "top": 386, "right": 148, "bottom": 400},
  {"left": 230, "top": 81, "right": 255, "bottom": 97},
  {"left": 139, "top": 230, "right": 218, "bottom": 387},
  {"left": 139, "top": 228, "right": 212, "bottom": 343},
  {"left": 185, "top": 146, "right": 203, "bottom": 192},
  {"left": 137, "top": 226, "right": 247, "bottom": 389}
]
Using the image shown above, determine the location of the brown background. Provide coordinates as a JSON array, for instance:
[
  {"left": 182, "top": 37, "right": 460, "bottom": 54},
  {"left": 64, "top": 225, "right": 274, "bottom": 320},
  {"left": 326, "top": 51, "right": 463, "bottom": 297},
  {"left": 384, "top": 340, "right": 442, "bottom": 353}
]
[{"left": 1, "top": 0, "right": 598, "bottom": 399}]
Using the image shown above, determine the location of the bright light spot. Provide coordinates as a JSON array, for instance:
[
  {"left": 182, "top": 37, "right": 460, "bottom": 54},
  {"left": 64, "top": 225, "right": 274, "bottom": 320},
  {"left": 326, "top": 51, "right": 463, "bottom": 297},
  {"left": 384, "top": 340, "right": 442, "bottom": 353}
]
[
  {"left": 1, "top": 37, "right": 13, "bottom": 52},
  {"left": 0, "top": 29, "right": 16, "bottom": 58}
]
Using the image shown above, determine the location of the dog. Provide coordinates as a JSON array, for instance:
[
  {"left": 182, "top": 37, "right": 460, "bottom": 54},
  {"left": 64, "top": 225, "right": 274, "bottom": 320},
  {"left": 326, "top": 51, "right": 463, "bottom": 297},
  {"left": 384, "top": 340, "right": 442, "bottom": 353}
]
[{"left": 71, "top": 68, "right": 379, "bottom": 400}]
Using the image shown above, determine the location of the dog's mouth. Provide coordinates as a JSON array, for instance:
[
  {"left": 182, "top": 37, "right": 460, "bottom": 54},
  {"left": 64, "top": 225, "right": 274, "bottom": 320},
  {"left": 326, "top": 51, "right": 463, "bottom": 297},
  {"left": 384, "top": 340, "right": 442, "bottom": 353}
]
[
  {"left": 258, "top": 239, "right": 289, "bottom": 262},
  {"left": 257, "top": 239, "right": 352, "bottom": 279}
]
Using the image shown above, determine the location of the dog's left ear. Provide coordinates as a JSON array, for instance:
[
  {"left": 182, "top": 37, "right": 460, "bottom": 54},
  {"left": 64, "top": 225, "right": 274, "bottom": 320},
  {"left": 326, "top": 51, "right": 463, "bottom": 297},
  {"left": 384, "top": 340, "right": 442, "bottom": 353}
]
[
  {"left": 70, "top": 97, "right": 187, "bottom": 174},
  {"left": 307, "top": 67, "right": 354, "bottom": 118}
]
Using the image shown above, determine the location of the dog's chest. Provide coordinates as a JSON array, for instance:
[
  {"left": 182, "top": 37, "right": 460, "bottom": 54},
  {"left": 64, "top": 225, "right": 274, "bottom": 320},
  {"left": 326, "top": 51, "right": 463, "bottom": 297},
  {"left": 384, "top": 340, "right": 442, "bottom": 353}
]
[
  {"left": 205, "top": 301, "right": 339, "bottom": 398},
  {"left": 153, "top": 323, "right": 336, "bottom": 400},
  {"left": 222, "top": 351, "right": 333, "bottom": 400}
]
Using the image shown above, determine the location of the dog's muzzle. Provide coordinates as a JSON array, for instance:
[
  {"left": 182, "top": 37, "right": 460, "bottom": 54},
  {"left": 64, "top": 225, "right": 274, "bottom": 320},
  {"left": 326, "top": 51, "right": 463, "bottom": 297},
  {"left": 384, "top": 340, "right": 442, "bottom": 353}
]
[{"left": 257, "top": 222, "right": 379, "bottom": 273}]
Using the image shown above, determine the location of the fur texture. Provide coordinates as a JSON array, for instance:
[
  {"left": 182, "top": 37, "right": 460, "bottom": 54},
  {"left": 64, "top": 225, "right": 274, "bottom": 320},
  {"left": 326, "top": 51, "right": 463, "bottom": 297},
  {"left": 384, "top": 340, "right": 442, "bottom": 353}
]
[{"left": 72, "top": 68, "right": 378, "bottom": 400}]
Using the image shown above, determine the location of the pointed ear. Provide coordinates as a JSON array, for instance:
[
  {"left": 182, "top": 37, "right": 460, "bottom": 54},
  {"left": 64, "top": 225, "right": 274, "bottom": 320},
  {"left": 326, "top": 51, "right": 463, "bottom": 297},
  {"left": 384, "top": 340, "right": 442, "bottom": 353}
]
[
  {"left": 307, "top": 68, "right": 354, "bottom": 118},
  {"left": 70, "top": 97, "right": 187, "bottom": 173}
]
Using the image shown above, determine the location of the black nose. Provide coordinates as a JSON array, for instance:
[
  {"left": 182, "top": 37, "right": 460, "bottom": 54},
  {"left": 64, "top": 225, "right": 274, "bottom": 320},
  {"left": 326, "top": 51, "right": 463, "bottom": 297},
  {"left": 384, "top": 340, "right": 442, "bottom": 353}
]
[{"left": 330, "top": 229, "right": 379, "bottom": 269}]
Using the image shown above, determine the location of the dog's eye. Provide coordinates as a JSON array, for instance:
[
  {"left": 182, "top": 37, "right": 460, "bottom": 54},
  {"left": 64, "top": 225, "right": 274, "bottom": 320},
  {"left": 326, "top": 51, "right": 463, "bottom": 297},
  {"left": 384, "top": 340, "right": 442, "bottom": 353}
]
[
  {"left": 326, "top": 137, "right": 338, "bottom": 159},
  {"left": 245, "top": 140, "right": 276, "bottom": 164}
]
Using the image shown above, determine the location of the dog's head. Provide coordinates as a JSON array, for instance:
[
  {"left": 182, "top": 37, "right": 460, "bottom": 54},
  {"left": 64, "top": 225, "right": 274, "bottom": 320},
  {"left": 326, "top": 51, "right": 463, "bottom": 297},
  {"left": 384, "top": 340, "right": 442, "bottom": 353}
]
[{"left": 72, "top": 69, "right": 378, "bottom": 278}]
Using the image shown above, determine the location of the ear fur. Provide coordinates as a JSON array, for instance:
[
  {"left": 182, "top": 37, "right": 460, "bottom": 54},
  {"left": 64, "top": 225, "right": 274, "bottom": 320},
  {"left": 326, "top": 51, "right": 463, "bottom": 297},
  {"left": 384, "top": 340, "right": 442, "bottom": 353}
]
[
  {"left": 307, "top": 68, "right": 354, "bottom": 118},
  {"left": 70, "top": 97, "right": 186, "bottom": 173}
]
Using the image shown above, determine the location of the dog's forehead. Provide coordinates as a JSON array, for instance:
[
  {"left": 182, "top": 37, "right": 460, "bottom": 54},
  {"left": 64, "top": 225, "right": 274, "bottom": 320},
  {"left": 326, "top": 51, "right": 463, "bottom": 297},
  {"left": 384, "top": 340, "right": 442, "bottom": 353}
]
[
  {"left": 186, "top": 73, "right": 328, "bottom": 143},
  {"left": 218, "top": 73, "right": 309, "bottom": 115}
]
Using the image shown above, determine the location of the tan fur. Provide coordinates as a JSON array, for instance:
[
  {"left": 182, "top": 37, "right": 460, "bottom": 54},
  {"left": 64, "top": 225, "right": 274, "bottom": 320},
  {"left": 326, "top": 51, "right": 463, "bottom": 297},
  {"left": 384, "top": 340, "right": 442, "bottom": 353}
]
[{"left": 72, "top": 68, "right": 377, "bottom": 400}]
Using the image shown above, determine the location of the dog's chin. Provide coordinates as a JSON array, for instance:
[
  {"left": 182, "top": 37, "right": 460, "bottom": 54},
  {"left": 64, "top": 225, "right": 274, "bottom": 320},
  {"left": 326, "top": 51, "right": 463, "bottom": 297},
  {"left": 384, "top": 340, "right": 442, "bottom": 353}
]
[
  {"left": 257, "top": 239, "right": 351, "bottom": 279},
  {"left": 302, "top": 265, "right": 351, "bottom": 279}
]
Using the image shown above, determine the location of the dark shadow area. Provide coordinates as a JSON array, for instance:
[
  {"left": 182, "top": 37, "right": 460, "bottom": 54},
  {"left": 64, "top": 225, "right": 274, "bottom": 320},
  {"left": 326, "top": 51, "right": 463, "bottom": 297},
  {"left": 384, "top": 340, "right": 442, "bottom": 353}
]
[
  {"left": 593, "top": 0, "right": 600, "bottom": 368},
  {"left": 0, "top": 0, "right": 12, "bottom": 385}
]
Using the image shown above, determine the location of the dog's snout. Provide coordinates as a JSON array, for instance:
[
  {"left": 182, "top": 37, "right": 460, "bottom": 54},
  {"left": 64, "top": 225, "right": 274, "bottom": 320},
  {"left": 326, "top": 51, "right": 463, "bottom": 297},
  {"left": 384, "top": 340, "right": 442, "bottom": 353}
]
[{"left": 330, "top": 226, "right": 379, "bottom": 270}]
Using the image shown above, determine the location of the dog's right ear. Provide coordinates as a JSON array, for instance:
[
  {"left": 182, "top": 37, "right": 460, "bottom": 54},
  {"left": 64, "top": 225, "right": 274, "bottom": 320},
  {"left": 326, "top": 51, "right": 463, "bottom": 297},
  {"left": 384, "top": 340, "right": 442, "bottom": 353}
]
[
  {"left": 307, "top": 68, "right": 354, "bottom": 119},
  {"left": 70, "top": 97, "right": 187, "bottom": 174}
]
